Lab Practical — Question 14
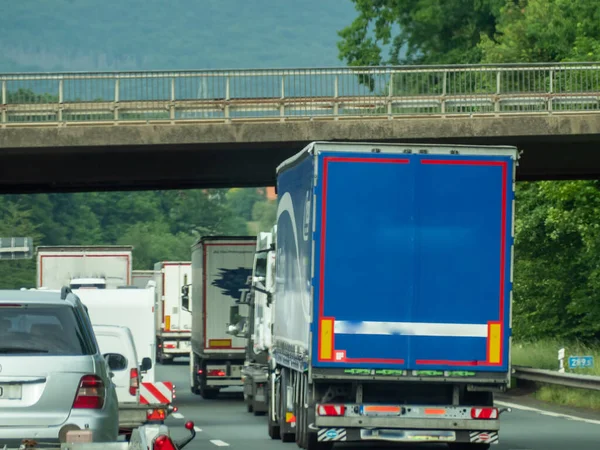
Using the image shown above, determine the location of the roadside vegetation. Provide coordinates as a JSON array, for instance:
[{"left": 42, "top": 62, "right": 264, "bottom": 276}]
[{"left": 513, "top": 340, "right": 600, "bottom": 410}]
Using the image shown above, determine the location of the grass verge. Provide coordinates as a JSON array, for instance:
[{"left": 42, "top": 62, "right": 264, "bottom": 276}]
[{"left": 512, "top": 339, "right": 600, "bottom": 410}]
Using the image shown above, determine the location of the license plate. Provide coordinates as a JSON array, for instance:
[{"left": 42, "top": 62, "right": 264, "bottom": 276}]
[{"left": 0, "top": 384, "right": 22, "bottom": 400}]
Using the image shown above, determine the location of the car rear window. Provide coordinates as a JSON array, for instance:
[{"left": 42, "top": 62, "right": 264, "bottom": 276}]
[{"left": 0, "top": 304, "right": 95, "bottom": 355}]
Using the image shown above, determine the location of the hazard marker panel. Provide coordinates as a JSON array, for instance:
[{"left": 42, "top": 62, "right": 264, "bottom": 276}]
[{"left": 140, "top": 382, "right": 174, "bottom": 405}]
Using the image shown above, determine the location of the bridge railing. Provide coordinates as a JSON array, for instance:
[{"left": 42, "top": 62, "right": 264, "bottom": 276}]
[{"left": 2, "top": 63, "right": 600, "bottom": 125}]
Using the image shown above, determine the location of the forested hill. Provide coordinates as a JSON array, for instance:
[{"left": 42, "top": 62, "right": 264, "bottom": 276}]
[{"left": 0, "top": 0, "right": 357, "bottom": 72}]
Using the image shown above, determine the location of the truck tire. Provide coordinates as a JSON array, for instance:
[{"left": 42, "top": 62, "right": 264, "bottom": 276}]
[
  {"left": 280, "top": 369, "right": 295, "bottom": 443},
  {"left": 247, "top": 400, "right": 254, "bottom": 413},
  {"left": 300, "top": 375, "right": 333, "bottom": 450},
  {"left": 190, "top": 355, "right": 201, "bottom": 395},
  {"left": 268, "top": 380, "right": 281, "bottom": 440},
  {"left": 201, "top": 387, "right": 220, "bottom": 400}
]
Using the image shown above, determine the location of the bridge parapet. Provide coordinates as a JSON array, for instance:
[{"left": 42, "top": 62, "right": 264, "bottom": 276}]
[{"left": 2, "top": 63, "right": 600, "bottom": 126}]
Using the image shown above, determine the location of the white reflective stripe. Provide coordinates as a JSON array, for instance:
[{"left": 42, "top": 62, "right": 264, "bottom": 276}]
[
  {"left": 334, "top": 321, "right": 488, "bottom": 338},
  {"left": 154, "top": 382, "right": 173, "bottom": 401}
]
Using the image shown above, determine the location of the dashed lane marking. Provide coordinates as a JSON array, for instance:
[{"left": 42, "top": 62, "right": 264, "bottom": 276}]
[
  {"left": 210, "top": 439, "right": 230, "bottom": 447},
  {"left": 496, "top": 400, "right": 600, "bottom": 425},
  {"left": 171, "top": 412, "right": 184, "bottom": 419}
]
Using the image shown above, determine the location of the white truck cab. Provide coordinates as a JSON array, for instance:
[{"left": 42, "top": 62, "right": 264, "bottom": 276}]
[{"left": 70, "top": 277, "right": 107, "bottom": 289}]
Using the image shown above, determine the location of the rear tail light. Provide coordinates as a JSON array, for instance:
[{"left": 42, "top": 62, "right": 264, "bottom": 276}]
[
  {"left": 129, "top": 368, "right": 139, "bottom": 396},
  {"left": 73, "top": 375, "right": 105, "bottom": 409},
  {"left": 317, "top": 404, "right": 346, "bottom": 416},
  {"left": 207, "top": 370, "right": 225, "bottom": 377},
  {"left": 165, "top": 344, "right": 176, "bottom": 349},
  {"left": 153, "top": 435, "right": 177, "bottom": 450},
  {"left": 471, "top": 407, "right": 498, "bottom": 419},
  {"left": 147, "top": 408, "right": 167, "bottom": 421}
]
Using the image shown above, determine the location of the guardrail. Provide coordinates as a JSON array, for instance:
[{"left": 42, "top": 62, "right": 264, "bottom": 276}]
[
  {"left": 1, "top": 62, "right": 600, "bottom": 126},
  {"left": 512, "top": 366, "right": 600, "bottom": 391}
]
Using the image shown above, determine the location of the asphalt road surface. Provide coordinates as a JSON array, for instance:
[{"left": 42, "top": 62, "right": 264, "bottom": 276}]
[{"left": 159, "top": 358, "right": 600, "bottom": 450}]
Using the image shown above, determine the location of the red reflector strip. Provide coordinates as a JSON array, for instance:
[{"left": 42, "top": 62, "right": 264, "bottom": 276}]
[
  {"left": 207, "top": 370, "right": 225, "bottom": 377},
  {"left": 364, "top": 405, "right": 401, "bottom": 413},
  {"left": 424, "top": 408, "right": 446, "bottom": 415},
  {"left": 317, "top": 404, "right": 346, "bottom": 416},
  {"left": 471, "top": 407, "right": 498, "bottom": 419}
]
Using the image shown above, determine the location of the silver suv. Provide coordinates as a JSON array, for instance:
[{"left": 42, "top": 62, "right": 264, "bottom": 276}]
[{"left": 0, "top": 288, "right": 119, "bottom": 445}]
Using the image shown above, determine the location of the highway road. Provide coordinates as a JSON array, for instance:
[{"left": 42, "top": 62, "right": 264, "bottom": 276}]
[{"left": 158, "top": 358, "right": 600, "bottom": 450}]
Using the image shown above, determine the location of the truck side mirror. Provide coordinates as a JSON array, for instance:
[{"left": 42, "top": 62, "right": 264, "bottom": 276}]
[
  {"left": 140, "top": 357, "right": 152, "bottom": 372},
  {"left": 181, "top": 285, "right": 190, "bottom": 311}
]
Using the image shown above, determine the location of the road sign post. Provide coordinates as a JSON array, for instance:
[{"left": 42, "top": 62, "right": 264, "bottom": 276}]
[
  {"left": 568, "top": 356, "right": 594, "bottom": 370},
  {"left": 558, "top": 348, "right": 565, "bottom": 373},
  {"left": 0, "top": 237, "right": 34, "bottom": 260}
]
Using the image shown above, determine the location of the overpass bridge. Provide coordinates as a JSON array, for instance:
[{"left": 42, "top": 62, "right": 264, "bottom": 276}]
[{"left": 2, "top": 62, "right": 600, "bottom": 193}]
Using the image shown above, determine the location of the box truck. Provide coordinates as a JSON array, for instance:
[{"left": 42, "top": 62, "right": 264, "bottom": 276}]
[
  {"left": 36, "top": 245, "right": 133, "bottom": 289},
  {"left": 187, "top": 236, "right": 256, "bottom": 399},
  {"left": 242, "top": 229, "right": 276, "bottom": 415},
  {"left": 266, "top": 142, "right": 517, "bottom": 449},
  {"left": 153, "top": 262, "right": 192, "bottom": 363},
  {"left": 132, "top": 270, "right": 156, "bottom": 288}
]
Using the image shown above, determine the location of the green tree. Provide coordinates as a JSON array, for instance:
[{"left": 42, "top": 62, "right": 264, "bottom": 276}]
[
  {"left": 252, "top": 200, "right": 277, "bottom": 232},
  {"left": 337, "top": 0, "right": 504, "bottom": 66},
  {"left": 0, "top": 199, "right": 43, "bottom": 288},
  {"left": 117, "top": 221, "right": 193, "bottom": 269},
  {"left": 478, "top": 0, "right": 600, "bottom": 63},
  {"left": 226, "top": 188, "right": 265, "bottom": 221}
]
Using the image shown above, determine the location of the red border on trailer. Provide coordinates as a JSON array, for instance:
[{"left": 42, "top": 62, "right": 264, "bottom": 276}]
[{"left": 317, "top": 156, "right": 509, "bottom": 368}]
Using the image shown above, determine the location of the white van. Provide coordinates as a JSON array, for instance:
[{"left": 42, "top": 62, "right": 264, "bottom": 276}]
[{"left": 93, "top": 325, "right": 152, "bottom": 404}]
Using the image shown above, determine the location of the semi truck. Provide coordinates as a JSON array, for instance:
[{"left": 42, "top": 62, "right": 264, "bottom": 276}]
[
  {"left": 36, "top": 245, "right": 133, "bottom": 289},
  {"left": 187, "top": 236, "right": 256, "bottom": 399},
  {"left": 266, "top": 142, "right": 517, "bottom": 449},
  {"left": 242, "top": 229, "right": 277, "bottom": 415},
  {"left": 153, "top": 261, "right": 192, "bottom": 364},
  {"left": 132, "top": 270, "right": 156, "bottom": 288}
]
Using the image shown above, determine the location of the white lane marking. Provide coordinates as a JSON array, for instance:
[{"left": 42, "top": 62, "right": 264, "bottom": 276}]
[
  {"left": 194, "top": 426, "right": 202, "bottom": 432},
  {"left": 210, "top": 440, "right": 230, "bottom": 447},
  {"left": 496, "top": 400, "right": 600, "bottom": 425},
  {"left": 171, "top": 412, "right": 184, "bottom": 419}
]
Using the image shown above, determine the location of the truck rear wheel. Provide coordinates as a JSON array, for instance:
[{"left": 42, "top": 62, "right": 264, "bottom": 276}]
[
  {"left": 201, "top": 387, "right": 220, "bottom": 399},
  {"left": 299, "top": 375, "right": 332, "bottom": 450},
  {"left": 279, "top": 369, "right": 295, "bottom": 442},
  {"left": 267, "top": 380, "right": 280, "bottom": 440}
]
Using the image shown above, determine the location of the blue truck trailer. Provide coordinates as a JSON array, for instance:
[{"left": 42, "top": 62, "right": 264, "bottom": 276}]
[{"left": 267, "top": 142, "right": 518, "bottom": 449}]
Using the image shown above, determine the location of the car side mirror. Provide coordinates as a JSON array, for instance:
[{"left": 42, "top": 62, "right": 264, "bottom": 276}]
[
  {"left": 140, "top": 357, "right": 152, "bottom": 372},
  {"left": 104, "top": 353, "right": 127, "bottom": 371}
]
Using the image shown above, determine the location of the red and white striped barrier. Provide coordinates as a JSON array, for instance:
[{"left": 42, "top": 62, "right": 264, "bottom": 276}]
[{"left": 140, "top": 381, "right": 174, "bottom": 405}]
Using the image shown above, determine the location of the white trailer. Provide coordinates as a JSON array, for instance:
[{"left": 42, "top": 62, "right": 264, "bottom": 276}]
[
  {"left": 74, "top": 287, "right": 158, "bottom": 384},
  {"left": 189, "top": 236, "right": 256, "bottom": 399},
  {"left": 153, "top": 261, "right": 192, "bottom": 363},
  {"left": 36, "top": 245, "right": 133, "bottom": 289},
  {"left": 132, "top": 270, "right": 156, "bottom": 288}
]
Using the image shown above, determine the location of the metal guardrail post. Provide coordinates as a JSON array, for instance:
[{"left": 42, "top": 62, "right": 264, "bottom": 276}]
[
  {"left": 114, "top": 78, "right": 120, "bottom": 122},
  {"left": 58, "top": 79, "right": 63, "bottom": 123},
  {"left": 225, "top": 76, "right": 231, "bottom": 122},
  {"left": 1, "top": 80, "right": 6, "bottom": 124},
  {"left": 280, "top": 75, "right": 285, "bottom": 121},
  {"left": 512, "top": 365, "right": 600, "bottom": 391}
]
